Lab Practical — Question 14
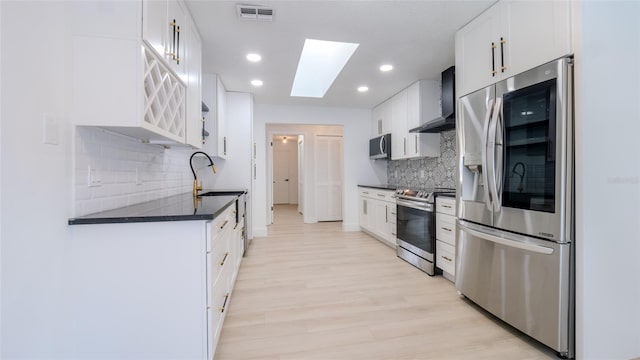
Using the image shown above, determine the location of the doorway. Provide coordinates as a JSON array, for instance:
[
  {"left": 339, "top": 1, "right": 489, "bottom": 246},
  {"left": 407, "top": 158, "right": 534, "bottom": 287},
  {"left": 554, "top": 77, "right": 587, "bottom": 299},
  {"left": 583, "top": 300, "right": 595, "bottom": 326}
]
[
  {"left": 266, "top": 124, "right": 344, "bottom": 227},
  {"left": 272, "top": 135, "right": 299, "bottom": 205}
]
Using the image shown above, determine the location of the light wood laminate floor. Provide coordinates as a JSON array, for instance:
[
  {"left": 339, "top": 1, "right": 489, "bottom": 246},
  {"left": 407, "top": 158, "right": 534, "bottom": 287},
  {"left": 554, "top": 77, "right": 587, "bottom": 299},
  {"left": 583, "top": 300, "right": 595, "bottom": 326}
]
[{"left": 215, "top": 204, "right": 556, "bottom": 359}]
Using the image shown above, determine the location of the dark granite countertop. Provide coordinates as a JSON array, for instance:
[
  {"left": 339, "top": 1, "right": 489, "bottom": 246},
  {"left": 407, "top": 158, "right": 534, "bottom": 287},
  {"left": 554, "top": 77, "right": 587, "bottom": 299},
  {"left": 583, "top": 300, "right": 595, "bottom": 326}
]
[
  {"left": 357, "top": 184, "right": 397, "bottom": 191},
  {"left": 68, "top": 189, "right": 247, "bottom": 225}
]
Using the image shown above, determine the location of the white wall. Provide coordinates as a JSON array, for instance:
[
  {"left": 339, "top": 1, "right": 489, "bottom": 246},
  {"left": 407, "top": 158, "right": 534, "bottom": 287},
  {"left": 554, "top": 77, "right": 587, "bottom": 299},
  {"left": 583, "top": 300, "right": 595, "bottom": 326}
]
[
  {"left": 1, "top": 2, "right": 72, "bottom": 357},
  {"left": 1, "top": 2, "right": 194, "bottom": 357},
  {"left": 575, "top": 2, "right": 640, "bottom": 359},
  {"left": 253, "top": 104, "right": 387, "bottom": 236}
]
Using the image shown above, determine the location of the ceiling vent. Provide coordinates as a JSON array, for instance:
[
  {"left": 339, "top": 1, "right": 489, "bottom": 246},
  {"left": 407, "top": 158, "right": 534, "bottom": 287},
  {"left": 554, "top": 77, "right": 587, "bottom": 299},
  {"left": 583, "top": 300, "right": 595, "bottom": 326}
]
[{"left": 237, "top": 5, "right": 274, "bottom": 21}]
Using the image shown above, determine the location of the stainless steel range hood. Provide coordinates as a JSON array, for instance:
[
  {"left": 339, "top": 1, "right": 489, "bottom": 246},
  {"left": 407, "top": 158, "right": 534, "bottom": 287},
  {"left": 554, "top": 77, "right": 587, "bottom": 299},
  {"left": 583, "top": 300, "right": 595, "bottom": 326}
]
[{"left": 410, "top": 66, "right": 455, "bottom": 133}]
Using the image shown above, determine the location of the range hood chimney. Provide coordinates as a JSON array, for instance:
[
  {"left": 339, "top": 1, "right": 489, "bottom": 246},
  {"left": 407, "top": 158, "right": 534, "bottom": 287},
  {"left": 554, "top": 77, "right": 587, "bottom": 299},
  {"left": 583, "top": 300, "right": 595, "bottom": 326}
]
[{"left": 410, "top": 66, "right": 455, "bottom": 133}]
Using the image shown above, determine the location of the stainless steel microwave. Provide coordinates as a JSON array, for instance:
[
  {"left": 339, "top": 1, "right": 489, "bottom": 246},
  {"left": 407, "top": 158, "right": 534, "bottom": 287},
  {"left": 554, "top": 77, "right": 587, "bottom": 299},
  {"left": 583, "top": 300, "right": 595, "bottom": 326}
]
[{"left": 369, "top": 134, "right": 391, "bottom": 159}]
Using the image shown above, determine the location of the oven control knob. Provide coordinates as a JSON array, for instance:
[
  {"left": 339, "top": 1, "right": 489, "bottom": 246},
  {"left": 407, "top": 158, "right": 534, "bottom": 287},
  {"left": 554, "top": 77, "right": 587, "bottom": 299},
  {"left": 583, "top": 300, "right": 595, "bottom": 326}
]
[{"left": 417, "top": 191, "right": 424, "bottom": 198}]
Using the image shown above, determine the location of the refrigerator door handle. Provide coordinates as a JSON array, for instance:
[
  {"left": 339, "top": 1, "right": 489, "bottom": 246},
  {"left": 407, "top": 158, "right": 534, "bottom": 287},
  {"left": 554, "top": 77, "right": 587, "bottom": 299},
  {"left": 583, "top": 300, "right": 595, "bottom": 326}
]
[
  {"left": 481, "top": 98, "right": 495, "bottom": 211},
  {"left": 488, "top": 97, "right": 503, "bottom": 212},
  {"left": 458, "top": 221, "right": 554, "bottom": 255}
]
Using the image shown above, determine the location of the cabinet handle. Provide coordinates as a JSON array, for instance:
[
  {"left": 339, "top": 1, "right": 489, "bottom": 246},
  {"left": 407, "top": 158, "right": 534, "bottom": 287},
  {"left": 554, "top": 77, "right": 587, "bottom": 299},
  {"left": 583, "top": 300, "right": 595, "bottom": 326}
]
[
  {"left": 168, "top": 19, "right": 177, "bottom": 60},
  {"left": 442, "top": 205, "right": 452, "bottom": 209},
  {"left": 377, "top": 194, "right": 385, "bottom": 197},
  {"left": 223, "top": 137, "right": 227, "bottom": 155},
  {"left": 442, "top": 256, "right": 452, "bottom": 262},
  {"left": 500, "top": 37, "right": 506, "bottom": 72},
  {"left": 234, "top": 223, "right": 238, "bottom": 230},
  {"left": 220, "top": 252, "right": 229, "bottom": 266},
  {"left": 442, "top": 227, "right": 453, "bottom": 232},
  {"left": 391, "top": 232, "right": 396, "bottom": 236},
  {"left": 253, "top": 143, "right": 257, "bottom": 159},
  {"left": 415, "top": 134, "right": 418, "bottom": 153},
  {"left": 220, "top": 293, "right": 229, "bottom": 313},
  {"left": 220, "top": 220, "right": 229, "bottom": 229},
  {"left": 491, "top": 42, "right": 497, "bottom": 76},
  {"left": 403, "top": 137, "right": 407, "bottom": 155},
  {"left": 254, "top": 164, "right": 256, "bottom": 180},
  {"left": 385, "top": 205, "right": 388, "bottom": 223},
  {"left": 363, "top": 191, "right": 369, "bottom": 195},
  {"left": 175, "top": 25, "right": 181, "bottom": 64}
]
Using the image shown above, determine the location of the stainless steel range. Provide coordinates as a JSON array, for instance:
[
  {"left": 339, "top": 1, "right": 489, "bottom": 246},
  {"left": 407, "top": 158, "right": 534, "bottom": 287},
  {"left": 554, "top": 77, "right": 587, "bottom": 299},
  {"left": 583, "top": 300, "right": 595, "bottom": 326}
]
[{"left": 394, "top": 188, "right": 455, "bottom": 275}]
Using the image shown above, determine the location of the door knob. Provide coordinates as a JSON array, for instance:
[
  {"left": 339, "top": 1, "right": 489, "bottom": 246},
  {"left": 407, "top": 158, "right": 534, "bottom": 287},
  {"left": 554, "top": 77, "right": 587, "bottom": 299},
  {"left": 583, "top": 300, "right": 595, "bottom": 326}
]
[{"left": 285, "top": 179, "right": 289, "bottom": 181}]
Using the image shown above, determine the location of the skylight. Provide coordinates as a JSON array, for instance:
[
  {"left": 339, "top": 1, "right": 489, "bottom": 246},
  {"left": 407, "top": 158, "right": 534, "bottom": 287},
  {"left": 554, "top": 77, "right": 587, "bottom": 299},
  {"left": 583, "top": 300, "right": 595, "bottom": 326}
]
[{"left": 290, "top": 39, "right": 359, "bottom": 98}]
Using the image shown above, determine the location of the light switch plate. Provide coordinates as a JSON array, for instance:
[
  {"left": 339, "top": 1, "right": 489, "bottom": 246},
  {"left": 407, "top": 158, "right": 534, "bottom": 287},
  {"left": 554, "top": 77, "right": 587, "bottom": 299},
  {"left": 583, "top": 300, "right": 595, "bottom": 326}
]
[{"left": 42, "top": 113, "right": 59, "bottom": 145}]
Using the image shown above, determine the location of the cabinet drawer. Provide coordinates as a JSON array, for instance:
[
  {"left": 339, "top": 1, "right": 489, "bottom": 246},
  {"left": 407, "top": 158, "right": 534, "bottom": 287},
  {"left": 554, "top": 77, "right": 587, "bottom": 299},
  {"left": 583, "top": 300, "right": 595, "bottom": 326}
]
[
  {"left": 209, "top": 205, "right": 233, "bottom": 247},
  {"left": 436, "top": 240, "right": 456, "bottom": 276},
  {"left": 358, "top": 187, "right": 395, "bottom": 202},
  {"left": 436, "top": 213, "right": 456, "bottom": 246},
  {"left": 436, "top": 197, "right": 456, "bottom": 215},
  {"left": 359, "top": 188, "right": 374, "bottom": 198}
]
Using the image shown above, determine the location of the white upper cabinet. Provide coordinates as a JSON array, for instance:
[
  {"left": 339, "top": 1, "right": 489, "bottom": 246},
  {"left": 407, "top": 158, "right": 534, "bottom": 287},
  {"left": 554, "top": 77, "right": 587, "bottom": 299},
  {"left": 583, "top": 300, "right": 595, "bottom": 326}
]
[
  {"left": 391, "top": 89, "right": 408, "bottom": 160},
  {"left": 455, "top": 0, "right": 571, "bottom": 96},
  {"left": 202, "top": 74, "right": 228, "bottom": 159},
  {"left": 406, "top": 81, "right": 440, "bottom": 158},
  {"left": 372, "top": 100, "right": 392, "bottom": 137},
  {"left": 143, "top": 0, "right": 187, "bottom": 81},
  {"left": 165, "top": 0, "right": 187, "bottom": 80},
  {"left": 503, "top": 1, "right": 571, "bottom": 77},
  {"left": 72, "top": 0, "right": 201, "bottom": 146},
  {"left": 142, "top": 0, "right": 167, "bottom": 60},
  {"left": 385, "top": 81, "right": 440, "bottom": 160}
]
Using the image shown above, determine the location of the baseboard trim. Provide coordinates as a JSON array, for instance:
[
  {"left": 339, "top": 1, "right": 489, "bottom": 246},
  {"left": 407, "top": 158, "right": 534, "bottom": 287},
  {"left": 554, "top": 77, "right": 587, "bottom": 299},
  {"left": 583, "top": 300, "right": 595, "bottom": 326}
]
[
  {"left": 342, "top": 223, "right": 361, "bottom": 232},
  {"left": 253, "top": 227, "right": 268, "bottom": 238}
]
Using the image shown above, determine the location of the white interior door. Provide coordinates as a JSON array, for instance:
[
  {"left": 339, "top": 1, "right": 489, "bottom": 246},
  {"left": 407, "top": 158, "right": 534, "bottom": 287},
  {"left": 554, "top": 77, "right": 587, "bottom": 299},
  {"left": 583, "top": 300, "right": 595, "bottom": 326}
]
[
  {"left": 273, "top": 148, "right": 290, "bottom": 204},
  {"left": 315, "top": 135, "right": 343, "bottom": 222}
]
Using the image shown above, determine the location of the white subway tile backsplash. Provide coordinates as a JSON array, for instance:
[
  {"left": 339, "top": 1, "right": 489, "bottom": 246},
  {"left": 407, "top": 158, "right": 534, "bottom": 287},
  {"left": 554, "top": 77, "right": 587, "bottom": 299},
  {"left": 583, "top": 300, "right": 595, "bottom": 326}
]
[{"left": 73, "top": 127, "right": 192, "bottom": 216}]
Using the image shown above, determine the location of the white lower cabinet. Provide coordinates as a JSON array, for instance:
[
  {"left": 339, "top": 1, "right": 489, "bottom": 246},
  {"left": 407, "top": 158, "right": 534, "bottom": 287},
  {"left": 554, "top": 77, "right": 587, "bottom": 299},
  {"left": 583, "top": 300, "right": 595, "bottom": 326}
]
[
  {"left": 358, "top": 187, "right": 396, "bottom": 247},
  {"left": 435, "top": 196, "right": 457, "bottom": 281},
  {"left": 67, "top": 202, "right": 242, "bottom": 359}
]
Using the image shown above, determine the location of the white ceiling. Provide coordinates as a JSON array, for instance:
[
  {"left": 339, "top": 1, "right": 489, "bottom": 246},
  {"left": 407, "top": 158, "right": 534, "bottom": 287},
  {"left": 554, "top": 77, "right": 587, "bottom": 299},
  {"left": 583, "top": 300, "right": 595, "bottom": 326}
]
[{"left": 186, "top": 0, "right": 494, "bottom": 109}]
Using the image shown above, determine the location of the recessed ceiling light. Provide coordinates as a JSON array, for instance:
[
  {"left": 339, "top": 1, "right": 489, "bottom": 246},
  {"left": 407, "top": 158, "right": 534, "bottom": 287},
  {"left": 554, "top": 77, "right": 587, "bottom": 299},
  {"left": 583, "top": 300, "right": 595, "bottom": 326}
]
[
  {"left": 251, "top": 79, "right": 263, "bottom": 87},
  {"left": 357, "top": 86, "right": 369, "bottom": 92},
  {"left": 246, "top": 53, "right": 262, "bottom": 62},
  {"left": 380, "top": 64, "right": 394, "bottom": 72},
  {"left": 291, "top": 39, "right": 360, "bottom": 98}
]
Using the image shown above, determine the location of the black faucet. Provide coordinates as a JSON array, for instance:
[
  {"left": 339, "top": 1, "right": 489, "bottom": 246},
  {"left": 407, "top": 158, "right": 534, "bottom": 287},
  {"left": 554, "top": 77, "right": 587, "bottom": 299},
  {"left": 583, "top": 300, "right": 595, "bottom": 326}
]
[{"left": 190, "top": 151, "right": 217, "bottom": 196}]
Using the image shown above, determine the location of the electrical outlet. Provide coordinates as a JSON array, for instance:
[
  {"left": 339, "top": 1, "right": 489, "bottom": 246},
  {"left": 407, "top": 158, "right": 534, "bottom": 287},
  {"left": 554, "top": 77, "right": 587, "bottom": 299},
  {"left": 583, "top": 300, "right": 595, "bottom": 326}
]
[{"left": 88, "top": 166, "right": 101, "bottom": 187}]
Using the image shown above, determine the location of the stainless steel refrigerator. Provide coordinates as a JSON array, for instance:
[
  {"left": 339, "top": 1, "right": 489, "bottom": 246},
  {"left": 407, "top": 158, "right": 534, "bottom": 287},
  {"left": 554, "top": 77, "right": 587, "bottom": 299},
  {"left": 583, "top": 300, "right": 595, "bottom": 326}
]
[{"left": 456, "top": 57, "right": 574, "bottom": 358}]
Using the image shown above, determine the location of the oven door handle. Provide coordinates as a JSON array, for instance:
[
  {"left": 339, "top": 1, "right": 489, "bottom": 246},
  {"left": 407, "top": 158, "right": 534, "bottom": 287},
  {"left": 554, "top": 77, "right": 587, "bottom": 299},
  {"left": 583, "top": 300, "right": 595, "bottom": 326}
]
[
  {"left": 458, "top": 221, "right": 554, "bottom": 255},
  {"left": 396, "top": 198, "right": 433, "bottom": 212}
]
